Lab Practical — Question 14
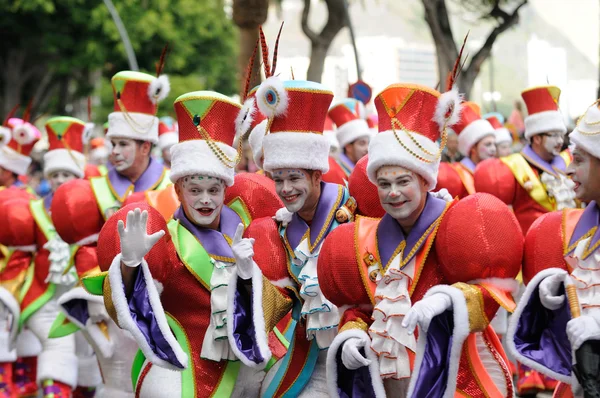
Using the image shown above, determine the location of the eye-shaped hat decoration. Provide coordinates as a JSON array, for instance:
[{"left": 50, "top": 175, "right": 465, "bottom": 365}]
[{"left": 0, "top": 102, "right": 42, "bottom": 176}]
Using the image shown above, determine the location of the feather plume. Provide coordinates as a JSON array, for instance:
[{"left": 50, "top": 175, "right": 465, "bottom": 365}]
[
  {"left": 87, "top": 97, "right": 92, "bottom": 122},
  {"left": 156, "top": 43, "right": 169, "bottom": 77},
  {"left": 259, "top": 26, "right": 271, "bottom": 77},
  {"left": 148, "top": 75, "right": 171, "bottom": 104},
  {"left": 445, "top": 31, "right": 469, "bottom": 92},
  {"left": 241, "top": 39, "right": 260, "bottom": 102},
  {"left": 22, "top": 98, "right": 34, "bottom": 123},
  {"left": 271, "top": 22, "right": 284, "bottom": 76},
  {"left": 3, "top": 103, "right": 19, "bottom": 127}
]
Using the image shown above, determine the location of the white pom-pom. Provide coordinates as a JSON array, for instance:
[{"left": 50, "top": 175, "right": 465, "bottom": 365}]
[
  {"left": 235, "top": 98, "right": 256, "bottom": 138},
  {"left": 0, "top": 126, "right": 11, "bottom": 147},
  {"left": 12, "top": 123, "right": 36, "bottom": 145},
  {"left": 148, "top": 75, "right": 171, "bottom": 104},
  {"left": 433, "top": 89, "right": 462, "bottom": 131},
  {"left": 82, "top": 123, "right": 95, "bottom": 145},
  {"left": 256, "top": 76, "right": 288, "bottom": 119}
]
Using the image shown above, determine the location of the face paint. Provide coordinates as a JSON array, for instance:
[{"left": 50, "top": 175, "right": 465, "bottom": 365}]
[
  {"left": 567, "top": 147, "right": 600, "bottom": 202},
  {"left": 272, "top": 169, "right": 314, "bottom": 213},
  {"left": 178, "top": 175, "right": 225, "bottom": 227},
  {"left": 110, "top": 138, "right": 138, "bottom": 172},
  {"left": 542, "top": 132, "right": 565, "bottom": 157},
  {"left": 476, "top": 135, "right": 497, "bottom": 161},
  {"left": 49, "top": 170, "right": 77, "bottom": 192},
  {"left": 496, "top": 142, "right": 512, "bottom": 157},
  {"left": 376, "top": 166, "right": 426, "bottom": 221}
]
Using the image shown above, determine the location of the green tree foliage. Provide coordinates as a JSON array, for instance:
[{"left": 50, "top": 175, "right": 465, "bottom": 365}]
[{"left": 0, "top": 0, "right": 237, "bottom": 120}]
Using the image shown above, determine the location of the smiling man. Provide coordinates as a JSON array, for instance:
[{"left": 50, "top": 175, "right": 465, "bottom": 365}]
[
  {"left": 436, "top": 101, "right": 497, "bottom": 198},
  {"left": 315, "top": 83, "right": 523, "bottom": 397},
  {"left": 226, "top": 79, "right": 355, "bottom": 397},
  {"left": 508, "top": 101, "right": 600, "bottom": 397}
]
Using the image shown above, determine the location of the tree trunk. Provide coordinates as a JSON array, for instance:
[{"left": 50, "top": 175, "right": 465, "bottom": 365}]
[{"left": 307, "top": 44, "right": 329, "bottom": 82}]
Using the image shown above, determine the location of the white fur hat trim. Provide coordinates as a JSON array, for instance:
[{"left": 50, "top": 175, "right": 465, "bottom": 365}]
[
  {"left": 336, "top": 118, "right": 371, "bottom": 148},
  {"left": 262, "top": 132, "right": 330, "bottom": 173},
  {"left": 0, "top": 146, "right": 31, "bottom": 176},
  {"left": 367, "top": 130, "right": 440, "bottom": 190},
  {"left": 170, "top": 140, "right": 236, "bottom": 186},
  {"left": 158, "top": 131, "right": 178, "bottom": 151},
  {"left": 43, "top": 149, "right": 86, "bottom": 178},
  {"left": 524, "top": 110, "right": 566, "bottom": 140},
  {"left": 456, "top": 119, "right": 495, "bottom": 157},
  {"left": 107, "top": 112, "right": 159, "bottom": 144},
  {"left": 494, "top": 128, "right": 513, "bottom": 145},
  {"left": 570, "top": 104, "right": 600, "bottom": 160},
  {"left": 248, "top": 119, "right": 267, "bottom": 169}
]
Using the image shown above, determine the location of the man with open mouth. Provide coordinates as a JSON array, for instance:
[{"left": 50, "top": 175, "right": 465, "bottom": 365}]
[
  {"left": 475, "top": 85, "right": 578, "bottom": 395},
  {"left": 226, "top": 73, "right": 356, "bottom": 397},
  {"left": 316, "top": 83, "right": 523, "bottom": 397},
  {"left": 508, "top": 100, "right": 600, "bottom": 398}
]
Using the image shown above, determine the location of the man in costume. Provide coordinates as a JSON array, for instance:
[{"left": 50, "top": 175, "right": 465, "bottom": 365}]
[
  {"left": 477, "top": 85, "right": 577, "bottom": 395},
  {"left": 329, "top": 98, "right": 371, "bottom": 176},
  {"left": 0, "top": 116, "right": 104, "bottom": 398},
  {"left": 475, "top": 85, "right": 576, "bottom": 235},
  {"left": 508, "top": 100, "right": 600, "bottom": 397},
  {"left": 485, "top": 114, "right": 513, "bottom": 158},
  {"left": 436, "top": 101, "right": 497, "bottom": 199},
  {"left": 92, "top": 90, "right": 284, "bottom": 397},
  {"left": 227, "top": 78, "right": 355, "bottom": 397},
  {"left": 316, "top": 83, "right": 523, "bottom": 397}
]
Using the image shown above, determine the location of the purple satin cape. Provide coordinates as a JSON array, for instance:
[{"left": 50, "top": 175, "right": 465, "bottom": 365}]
[
  {"left": 459, "top": 157, "right": 476, "bottom": 174},
  {"left": 107, "top": 157, "right": 165, "bottom": 198},
  {"left": 335, "top": 347, "right": 378, "bottom": 398},
  {"left": 566, "top": 201, "right": 600, "bottom": 260},
  {"left": 521, "top": 145, "right": 567, "bottom": 176},
  {"left": 230, "top": 278, "right": 265, "bottom": 364},
  {"left": 62, "top": 299, "right": 89, "bottom": 326}
]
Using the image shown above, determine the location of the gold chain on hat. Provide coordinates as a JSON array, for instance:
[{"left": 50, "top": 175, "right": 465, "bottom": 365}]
[
  {"left": 576, "top": 99, "right": 600, "bottom": 134},
  {"left": 117, "top": 99, "right": 155, "bottom": 135},
  {"left": 194, "top": 122, "right": 243, "bottom": 169},
  {"left": 390, "top": 117, "right": 448, "bottom": 164}
]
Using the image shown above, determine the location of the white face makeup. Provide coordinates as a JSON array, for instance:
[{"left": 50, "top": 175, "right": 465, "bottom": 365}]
[
  {"left": 542, "top": 132, "right": 565, "bottom": 157},
  {"left": 376, "top": 166, "right": 425, "bottom": 221},
  {"left": 568, "top": 147, "right": 600, "bottom": 202},
  {"left": 476, "top": 135, "right": 497, "bottom": 161},
  {"left": 178, "top": 175, "right": 225, "bottom": 227},
  {"left": 49, "top": 170, "right": 77, "bottom": 193},
  {"left": 496, "top": 142, "right": 512, "bottom": 157},
  {"left": 272, "top": 169, "right": 313, "bottom": 213},
  {"left": 110, "top": 138, "right": 138, "bottom": 172}
]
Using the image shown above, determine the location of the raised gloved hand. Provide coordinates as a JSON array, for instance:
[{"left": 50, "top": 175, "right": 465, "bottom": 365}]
[
  {"left": 232, "top": 223, "right": 255, "bottom": 280},
  {"left": 341, "top": 337, "right": 371, "bottom": 370},
  {"left": 539, "top": 273, "right": 565, "bottom": 310},
  {"left": 273, "top": 207, "right": 293, "bottom": 227},
  {"left": 402, "top": 292, "right": 452, "bottom": 334},
  {"left": 117, "top": 208, "right": 165, "bottom": 267},
  {"left": 88, "top": 300, "right": 110, "bottom": 324},
  {"left": 567, "top": 314, "right": 600, "bottom": 350}
]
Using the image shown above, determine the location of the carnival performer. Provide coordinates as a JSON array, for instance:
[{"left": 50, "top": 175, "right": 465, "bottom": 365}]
[
  {"left": 508, "top": 100, "right": 600, "bottom": 398},
  {"left": 436, "top": 101, "right": 497, "bottom": 199},
  {"left": 317, "top": 83, "right": 523, "bottom": 398},
  {"left": 328, "top": 98, "right": 371, "bottom": 176},
  {"left": 226, "top": 70, "right": 358, "bottom": 396},
  {"left": 485, "top": 114, "right": 514, "bottom": 157}
]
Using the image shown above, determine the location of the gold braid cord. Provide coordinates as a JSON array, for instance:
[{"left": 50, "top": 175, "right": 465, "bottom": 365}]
[
  {"left": 391, "top": 118, "right": 448, "bottom": 164},
  {"left": 195, "top": 124, "right": 243, "bottom": 168},
  {"left": 576, "top": 99, "right": 600, "bottom": 135},
  {"left": 62, "top": 140, "right": 85, "bottom": 172},
  {"left": 117, "top": 99, "right": 155, "bottom": 135}
]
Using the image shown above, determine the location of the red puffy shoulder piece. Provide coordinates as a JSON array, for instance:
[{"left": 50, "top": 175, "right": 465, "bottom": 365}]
[
  {"left": 226, "top": 173, "right": 283, "bottom": 221},
  {"left": 436, "top": 193, "right": 522, "bottom": 283},
  {"left": 473, "top": 158, "right": 516, "bottom": 205},
  {"left": 122, "top": 191, "right": 147, "bottom": 208},
  {"left": 317, "top": 222, "right": 372, "bottom": 306},
  {"left": 97, "top": 203, "right": 177, "bottom": 280},
  {"left": 244, "top": 217, "right": 289, "bottom": 282},
  {"left": 436, "top": 162, "right": 465, "bottom": 199},
  {"left": 0, "top": 187, "right": 34, "bottom": 205},
  {"left": 84, "top": 164, "right": 102, "bottom": 179},
  {"left": 51, "top": 179, "right": 103, "bottom": 244},
  {"left": 522, "top": 210, "right": 570, "bottom": 285},
  {"left": 0, "top": 198, "right": 35, "bottom": 246},
  {"left": 322, "top": 157, "right": 347, "bottom": 185},
  {"left": 348, "top": 156, "right": 385, "bottom": 218}
]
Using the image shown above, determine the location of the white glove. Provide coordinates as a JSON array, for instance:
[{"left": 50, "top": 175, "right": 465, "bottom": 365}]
[
  {"left": 567, "top": 315, "right": 600, "bottom": 350},
  {"left": 273, "top": 207, "right": 293, "bottom": 227},
  {"left": 402, "top": 292, "right": 452, "bottom": 334},
  {"left": 431, "top": 188, "right": 453, "bottom": 202},
  {"left": 88, "top": 300, "right": 110, "bottom": 324},
  {"left": 341, "top": 337, "right": 371, "bottom": 370},
  {"left": 117, "top": 208, "right": 165, "bottom": 267},
  {"left": 539, "top": 273, "right": 565, "bottom": 310},
  {"left": 232, "top": 223, "right": 255, "bottom": 280}
]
